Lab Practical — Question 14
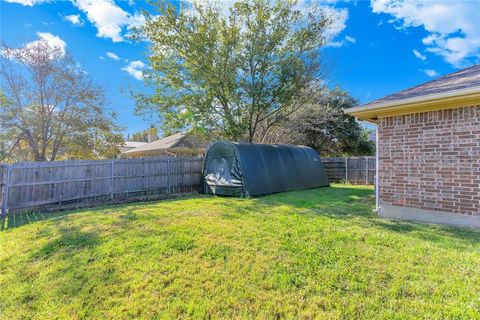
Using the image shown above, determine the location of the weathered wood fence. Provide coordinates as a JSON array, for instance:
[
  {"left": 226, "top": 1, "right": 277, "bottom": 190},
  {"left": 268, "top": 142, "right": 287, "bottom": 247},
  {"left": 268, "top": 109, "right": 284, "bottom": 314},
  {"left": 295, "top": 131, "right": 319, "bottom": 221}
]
[
  {"left": 0, "top": 157, "right": 203, "bottom": 216},
  {"left": 322, "top": 157, "right": 376, "bottom": 185},
  {"left": 0, "top": 156, "right": 374, "bottom": 217}
]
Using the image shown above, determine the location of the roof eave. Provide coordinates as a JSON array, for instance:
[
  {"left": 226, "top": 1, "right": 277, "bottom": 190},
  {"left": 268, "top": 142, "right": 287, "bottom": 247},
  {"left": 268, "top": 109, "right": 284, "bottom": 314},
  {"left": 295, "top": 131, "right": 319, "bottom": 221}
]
[
  {"left": 346, "top": 86, "right": 480, "bottom": 123},
  {"left": 125, "top": 147, "right": 206, "bottom": 156}
]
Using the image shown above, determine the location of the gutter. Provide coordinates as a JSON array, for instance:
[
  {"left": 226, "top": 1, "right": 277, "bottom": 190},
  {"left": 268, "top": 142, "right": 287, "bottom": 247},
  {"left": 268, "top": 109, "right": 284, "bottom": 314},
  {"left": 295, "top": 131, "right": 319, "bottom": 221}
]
[{"left": 346, "top": 85, "right": 480, "bottom": 122}]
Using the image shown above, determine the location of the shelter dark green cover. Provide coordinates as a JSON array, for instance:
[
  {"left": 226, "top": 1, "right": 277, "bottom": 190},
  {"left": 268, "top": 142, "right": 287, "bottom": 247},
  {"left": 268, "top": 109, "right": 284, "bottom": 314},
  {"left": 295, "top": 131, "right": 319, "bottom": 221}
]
[{"left": 203, "top": 141, "right": 329, "bottom": 197}]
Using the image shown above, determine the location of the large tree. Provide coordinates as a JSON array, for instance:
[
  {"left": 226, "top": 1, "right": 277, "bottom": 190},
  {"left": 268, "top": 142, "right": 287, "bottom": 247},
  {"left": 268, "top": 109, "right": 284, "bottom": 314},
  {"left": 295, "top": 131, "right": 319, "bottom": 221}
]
[
  {"left": 263, "top": 88, "right": 375, "bottom": 156},
  {"left": 128, "top": 125, "right": 159, "bottom": 142},
  {"left": 0, "top": 38, "right": 123, "bottom": 162},
  {"left": 134, "top": 0, "right": 336, "bottom": 142}
]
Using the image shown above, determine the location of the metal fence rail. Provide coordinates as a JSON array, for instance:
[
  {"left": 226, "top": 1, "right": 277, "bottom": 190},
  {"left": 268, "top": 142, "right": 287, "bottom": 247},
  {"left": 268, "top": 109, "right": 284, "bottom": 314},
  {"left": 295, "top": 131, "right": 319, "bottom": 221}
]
[
  {"left": 0, "top": 157, "right": 203, "bottom": 216},
  {"left": 322, "top": 157, "right": 376, "bottom": 185}
]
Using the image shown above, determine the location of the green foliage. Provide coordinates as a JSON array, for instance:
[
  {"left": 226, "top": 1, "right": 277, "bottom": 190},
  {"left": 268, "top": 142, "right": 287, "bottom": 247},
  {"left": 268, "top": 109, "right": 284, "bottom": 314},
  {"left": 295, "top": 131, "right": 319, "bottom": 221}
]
[
  {"left": 128, "top": 125, "right": 159, "bottom": 142},
  {"left": 264, "top": 88, "right": 376, "bottom": 156},
  {"left": 1, "top": 185, "right": 480, "bottom": 319},
  {"left": 134, "top": 0, "right": 335, "bottom": 142}
]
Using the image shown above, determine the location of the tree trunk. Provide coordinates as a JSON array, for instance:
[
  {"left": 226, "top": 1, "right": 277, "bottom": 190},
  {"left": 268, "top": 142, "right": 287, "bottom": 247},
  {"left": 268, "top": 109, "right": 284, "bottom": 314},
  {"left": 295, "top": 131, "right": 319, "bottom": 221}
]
[{"left": 35, "top": 154, "right": 47, "bottom": 162}]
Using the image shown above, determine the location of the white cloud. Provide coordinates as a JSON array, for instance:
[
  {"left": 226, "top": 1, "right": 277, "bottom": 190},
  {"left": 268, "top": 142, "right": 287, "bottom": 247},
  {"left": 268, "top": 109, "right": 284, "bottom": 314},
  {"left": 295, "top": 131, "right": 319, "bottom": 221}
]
[
  {"left": 303, "top": 3, "right": 349, "bottom": 48},
  {"left": 345, "top": 35, "right": 356, "bottom": 43},
  {"left": 289, "top": 2, "right": 349, "bottom": 47},
  {"left": 36, "top": 32, "right": 67, "bottom": 56},
  {"left": 63, "top": 14, "right": 83, "bottom": 26},
  {"left": 106, "top": 51, "right": 120, "bottom": 61},
  {"left": 326, "top": 35, "right": 355, "bottom": 48},
  {"left": 75, "top": 62, "right": 87, "bottom": 74},
  {"left": 122, "top": 60, "right": 146, "bottom": 80},
  {"left": 73, "top": 0, "right": 145, "bottom": 42},
  {"left": 412, "top": 49, "right": 426, "bottom": 61},
  {"left": 2, "top": 32, "right": 66, "bottom": 61},
  {"left": 421, "top": 69, "right": 438, "bottom": 77},
  {"left": 371, "top": 0, "right": 480, "bottom": 67},
  {"left": 3, "top": 0, "right": 49, "bottom": 6},
  {"left": 326, "top": 41, "right": 344, "bottom": 48},
  {"left": 183, "top": 0, "right": 349, "bottom": 48},
  {"left": 322, "top": 6, "right": 348, "bottom": 45}
]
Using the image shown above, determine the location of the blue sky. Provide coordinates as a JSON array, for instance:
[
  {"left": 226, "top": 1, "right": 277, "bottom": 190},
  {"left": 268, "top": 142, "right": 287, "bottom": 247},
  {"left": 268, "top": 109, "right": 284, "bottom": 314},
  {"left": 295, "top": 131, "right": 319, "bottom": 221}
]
[{"left": 1, "top": 0, "right": 479, "bottom": 136}]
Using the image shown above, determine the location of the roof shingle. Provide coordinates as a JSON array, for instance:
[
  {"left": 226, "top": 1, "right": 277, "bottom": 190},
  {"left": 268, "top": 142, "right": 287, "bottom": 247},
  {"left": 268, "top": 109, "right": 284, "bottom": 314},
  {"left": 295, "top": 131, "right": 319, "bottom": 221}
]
[{"left": 362, "top": 64, "right": 480, "bottom": 107}]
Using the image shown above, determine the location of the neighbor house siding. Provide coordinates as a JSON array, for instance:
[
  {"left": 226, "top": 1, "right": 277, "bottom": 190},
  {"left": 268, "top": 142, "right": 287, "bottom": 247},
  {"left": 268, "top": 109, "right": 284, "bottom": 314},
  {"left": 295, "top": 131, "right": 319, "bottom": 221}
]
[{"left": 378, "top": 105, "right": 480, "bottom": 216}]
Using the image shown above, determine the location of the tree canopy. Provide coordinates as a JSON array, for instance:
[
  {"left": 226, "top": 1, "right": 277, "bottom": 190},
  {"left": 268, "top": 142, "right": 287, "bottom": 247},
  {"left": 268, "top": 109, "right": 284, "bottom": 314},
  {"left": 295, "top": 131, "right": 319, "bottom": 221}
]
[
  {"left": 134, "top": 0, "right": 336, "bottom": 142},
  {"left": 127, "top": 125, "right": 159, "bottom": 142},
  {"left": 0, "top": 39, "right": 123, "bottom": 162},
  {"left": 263, "top": 88, "right": 375, "bottom": 156}
]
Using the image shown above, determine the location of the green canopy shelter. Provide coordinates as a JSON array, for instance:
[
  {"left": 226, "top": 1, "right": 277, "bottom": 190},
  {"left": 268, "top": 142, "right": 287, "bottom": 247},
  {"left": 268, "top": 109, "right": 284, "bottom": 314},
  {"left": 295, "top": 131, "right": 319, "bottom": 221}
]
[{"left": 203, "top": 141, "right": 329, "bottom": 197}]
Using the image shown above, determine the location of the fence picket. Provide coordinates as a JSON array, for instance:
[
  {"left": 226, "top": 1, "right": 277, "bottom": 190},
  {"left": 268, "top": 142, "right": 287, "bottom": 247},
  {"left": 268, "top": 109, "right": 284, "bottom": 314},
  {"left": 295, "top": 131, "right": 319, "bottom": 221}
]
[
  {"left": 0, "top": 156, "right": 373, "bottom": 216},
  {"left": 322, "top": 157, "right": 375, "bottom": 185},
  {"left": 1, "top": 157, "right": 203, "bottom": 216}
]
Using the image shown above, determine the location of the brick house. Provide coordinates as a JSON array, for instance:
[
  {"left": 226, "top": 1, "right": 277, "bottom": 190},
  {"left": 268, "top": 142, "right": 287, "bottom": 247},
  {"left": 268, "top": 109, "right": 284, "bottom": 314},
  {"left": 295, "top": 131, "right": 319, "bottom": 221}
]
[{"left": 347, "top": 64, "right": 480, "bottom": 228}]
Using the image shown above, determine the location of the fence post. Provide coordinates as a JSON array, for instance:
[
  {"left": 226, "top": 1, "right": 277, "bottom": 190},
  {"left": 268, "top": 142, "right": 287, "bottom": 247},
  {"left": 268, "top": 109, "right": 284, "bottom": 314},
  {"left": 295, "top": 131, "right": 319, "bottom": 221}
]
[
  {"left": 110, "top": 159, "right": 114, "bottom": 201},
  {"left": 2, "top": 165, "right": 11, "bottom": 217},
  {"left": 190, "top": 159, "right": 193, "bottom": 194},
  {"left": 345, "top": 157, "right": 348, "bottom": 183},
  {"left": 167, "top": 157, "right": 171, "bottom": 195},
  {"left": 365, "top": 156, "right": 369, "bottom": 185}
]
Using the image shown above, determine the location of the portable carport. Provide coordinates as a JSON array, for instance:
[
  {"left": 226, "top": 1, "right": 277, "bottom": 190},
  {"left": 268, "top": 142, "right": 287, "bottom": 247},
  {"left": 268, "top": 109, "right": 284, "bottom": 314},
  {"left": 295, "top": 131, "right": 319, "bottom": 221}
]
[{"left": 203, "top": 141, "right": 329, "bottom": 197}]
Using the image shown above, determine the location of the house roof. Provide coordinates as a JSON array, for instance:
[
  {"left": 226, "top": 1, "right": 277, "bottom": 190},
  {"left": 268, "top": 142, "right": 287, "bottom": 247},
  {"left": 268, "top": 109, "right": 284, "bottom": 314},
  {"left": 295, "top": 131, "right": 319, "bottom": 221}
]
[
  {"left": 123, "top": 132, "right": 207, "bottom": 156},
  {"left": 118, "top": 141, "right": 148, "bottom": 153},
  {"left": 347, "top": 64, "right": 480, "bottom": 123},
  {"left": 124, "top": 141, "right": 148, "bottom": 148}
]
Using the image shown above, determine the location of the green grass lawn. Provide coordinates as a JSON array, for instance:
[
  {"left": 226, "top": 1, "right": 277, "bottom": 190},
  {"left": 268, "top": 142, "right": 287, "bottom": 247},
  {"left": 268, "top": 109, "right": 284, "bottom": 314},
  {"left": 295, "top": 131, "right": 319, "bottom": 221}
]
[{"left": 1, "top": 184, "right": 479, "bottom": 319}]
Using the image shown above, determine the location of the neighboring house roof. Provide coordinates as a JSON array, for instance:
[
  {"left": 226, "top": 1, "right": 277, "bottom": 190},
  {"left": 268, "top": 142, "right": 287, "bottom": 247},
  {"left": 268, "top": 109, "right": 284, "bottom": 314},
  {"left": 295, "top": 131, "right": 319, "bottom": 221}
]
[
  {"left": 123, "top": 132, "right": 207, "bottom": 156},
  {"left": 125, "top": 141, "right": 148, "bottom": 148},
  {"left": 119, "top": 141, "right": 148, "bottom": 153},
  {"left": 347, "top": 64, "right": 480, "bottom": 123}
]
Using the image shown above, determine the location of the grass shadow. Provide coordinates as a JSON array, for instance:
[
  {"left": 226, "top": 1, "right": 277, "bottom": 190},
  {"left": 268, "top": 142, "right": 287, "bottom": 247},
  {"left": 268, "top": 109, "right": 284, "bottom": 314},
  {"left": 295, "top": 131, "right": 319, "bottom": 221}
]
[
  {"left": 249, "top": 185, "right": 375, "bottom": 218},
  {"left": 3, "top": 184, "right": 478, "bottom": 248},
  {"left": 12, "top": 225, "right": 120, "bottom": 314},
  {"left": 31, "top": 226, "right": 102, "bottom": 260},
  {"left": 0, "top": 194, "right": 210, "bottom": 232},
  {"left": 222, "top": 185, "right": 480, "bottom": 246},
  {"left": 371, "top": 218, "right": 480, "bottom": 247},
  {"left": 0, "top": 211, "right": 80, "bottom": 231}
]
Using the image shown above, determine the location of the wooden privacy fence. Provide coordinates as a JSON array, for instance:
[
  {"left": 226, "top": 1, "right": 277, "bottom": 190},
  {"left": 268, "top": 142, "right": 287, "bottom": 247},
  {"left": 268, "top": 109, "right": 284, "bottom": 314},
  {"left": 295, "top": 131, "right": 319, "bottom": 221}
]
[
  {"left": 322, "top": 157, "right": 376, "bottom": 185},
  {"left": 0, "top": 157, "right": 203, "bottom": 216},
  {"left": 0, "top": 156, "right": 374, "bottom": 216}
]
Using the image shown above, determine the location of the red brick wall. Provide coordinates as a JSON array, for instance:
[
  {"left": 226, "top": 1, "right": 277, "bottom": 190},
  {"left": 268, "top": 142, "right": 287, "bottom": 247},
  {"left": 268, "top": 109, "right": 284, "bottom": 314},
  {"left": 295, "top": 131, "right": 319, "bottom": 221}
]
[{"left": 378, "top": 105, "right": 480, "bottom": 216}]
